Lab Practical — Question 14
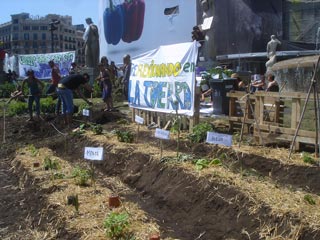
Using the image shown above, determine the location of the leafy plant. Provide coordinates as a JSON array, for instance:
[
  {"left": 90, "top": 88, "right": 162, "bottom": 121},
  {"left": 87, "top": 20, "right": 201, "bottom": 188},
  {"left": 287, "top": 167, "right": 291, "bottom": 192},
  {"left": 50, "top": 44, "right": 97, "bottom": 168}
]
[
  {"left": 104, "top": 212, "right": 130, "bottom": 239},
  {"left": 44, "top": 156, "right": 60, "bottom": 170},
  {"left": 77, "top": 103, "right": 91, "bottom": 115},
  {"left": 188, "top": 122, "right": 214, "bottom": 143},
  {"left": 116, "top": 119, "right": 130, "bottom": 125},
  {"left": 194, "top": 158, "right": 222, "bottom": 170},
  {"left": 91, "top": 124, "right": 103, "bottom": 135},
  {"left": 304, "top": 194, "right": 316, "bottom": 205},
  {"left": 0, "top": 82, "right": 16, "bottom": 98},
  {"left": 301, "top": 152, "right": 316, "bottom": 165},
  {"left": 115, "top": 130, "right": 134, "bottom": 143},
  {"left": 28, "top": 144, "right": 39, "bottom": 157},
  {"left": 7, "top": 101, "right": 27, "bottom": 116},
  {"left": 40, "top": 96, "right": 56, "bottom": 114},
  {"left": 72, "top": 166, "right": 91, "bottom": 186}
]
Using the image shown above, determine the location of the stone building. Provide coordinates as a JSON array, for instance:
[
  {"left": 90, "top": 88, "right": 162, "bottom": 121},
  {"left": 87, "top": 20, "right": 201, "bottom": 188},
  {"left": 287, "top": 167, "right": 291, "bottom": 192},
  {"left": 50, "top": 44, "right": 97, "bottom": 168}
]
[{"left": 0, "top": 13, "right": 85, "bottom": 65}]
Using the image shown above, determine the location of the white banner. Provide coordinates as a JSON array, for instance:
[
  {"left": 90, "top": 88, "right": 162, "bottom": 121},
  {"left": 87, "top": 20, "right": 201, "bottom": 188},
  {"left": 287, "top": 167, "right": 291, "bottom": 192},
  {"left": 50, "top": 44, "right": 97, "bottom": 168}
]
[
  {"left": 129, "top": 41, "right": 198, "bottom": 116},
  {"left": 18, "top": 51, "right": 75, "bottom": 79}
]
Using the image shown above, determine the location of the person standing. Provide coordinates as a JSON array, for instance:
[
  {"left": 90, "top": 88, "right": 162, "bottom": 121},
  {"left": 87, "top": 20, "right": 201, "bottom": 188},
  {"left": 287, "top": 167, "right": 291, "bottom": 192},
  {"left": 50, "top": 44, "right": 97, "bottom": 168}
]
[
  {"left": 20, "top": 70, "right": 44, "bottom": 121},
  {"left": 47, "top": 60, "right": 62, "bottom": 115},
  {"left": 122, "top": 54, "right": 131, "bottom": 101},
  {"left": 97, "top": 63, "right": 113, "bottom": 111},
  {"left": 83, "top": 18, "right": 99, "bottom": 68},
  {"left": 57, "top": 73, "right": 93, "bottom": 127}
]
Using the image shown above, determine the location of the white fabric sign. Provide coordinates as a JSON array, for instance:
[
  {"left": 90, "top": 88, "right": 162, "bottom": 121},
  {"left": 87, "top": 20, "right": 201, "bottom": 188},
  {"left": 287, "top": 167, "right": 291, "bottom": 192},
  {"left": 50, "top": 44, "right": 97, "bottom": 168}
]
[
  {"left": 206, "top": 132, "right": 233, "bottom": 147},
  {"left": 84, "top": 147, "right": 104, "bottom": 161},
  {"left": 155, "top": 128, "right": 170, "bottom": 140},
  {"left": 129, "top": 41, "right": 198, "bottom": 116},
  {"left": 135, "top": 115, "right": 144, "bottom": 124}
]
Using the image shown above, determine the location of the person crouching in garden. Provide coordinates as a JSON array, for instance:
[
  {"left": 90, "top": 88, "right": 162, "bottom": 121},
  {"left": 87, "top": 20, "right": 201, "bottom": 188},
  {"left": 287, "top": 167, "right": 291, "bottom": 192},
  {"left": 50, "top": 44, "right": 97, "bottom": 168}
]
[
  {"left": 57, "top": 73, "right": 93, "bottom": 127},
  {"left": 21, "top": 70, "right": 44, "bottom": 121}
]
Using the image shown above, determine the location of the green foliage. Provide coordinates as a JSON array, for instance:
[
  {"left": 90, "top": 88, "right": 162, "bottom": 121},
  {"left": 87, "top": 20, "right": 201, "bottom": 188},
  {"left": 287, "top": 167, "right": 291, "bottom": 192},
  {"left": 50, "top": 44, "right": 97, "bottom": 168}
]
[
  {"left": 115, "top": 130, "right": 134, "bottom": 143},
  {"left": 28, "top": 144, "right": 39, "bottom": 157},
  {"left": 188, "top": 122, "right": 214, "bottom": 143},
  {"left": 194, "top": 158, "right": 222, "bottom": 170},
  {"left": 77, "top": 103, "right": 91, "bottom": 115},
  {"left": 304, "top": 194, "right": 316, "bottom": 205},
  {"left": 0, "top": 82, "right": 16, "bottom": 98},
  {"left": 92, "top": 81, "right": 102, "bottom": 98},
  {"left": 44, "top": 156, "right": 60, "bottom": 170},
  {"left": 53, "top": 172, "right": 65, "bottom": 179},
  {"left": 72, "top": 166, "right": 91, "bottom": 186},
  {"left": 91, "top": 124, "right": 103, "bottom": 135},
  {"left": 116, "top": 118, "right": 130, "bottom": 125},
  {"left": 301, "top": 152, "right": 317, "bottom": 165},
  {"left": 7, "top": 101, "right": 27, "bottom": 116},
  {"left": 104, "top": 212, "right": 130, "bottom": 239},
  {"left": 40, "top": 97, "right": 56, "bottom": 114}
]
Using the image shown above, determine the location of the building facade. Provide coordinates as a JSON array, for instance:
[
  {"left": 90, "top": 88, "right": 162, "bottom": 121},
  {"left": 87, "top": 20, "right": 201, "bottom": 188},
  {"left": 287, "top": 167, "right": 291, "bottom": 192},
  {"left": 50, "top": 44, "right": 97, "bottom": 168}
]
[{"left": 0, "top": 13, "right": 85, "bottom": 65}]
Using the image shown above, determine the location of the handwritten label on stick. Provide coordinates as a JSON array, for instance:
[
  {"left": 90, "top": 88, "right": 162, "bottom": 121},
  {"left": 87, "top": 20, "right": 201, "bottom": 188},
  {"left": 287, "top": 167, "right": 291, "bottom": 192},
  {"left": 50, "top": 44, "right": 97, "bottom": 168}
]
[
  {"left": 135, "top": 115, "right": 144, "bottom": 124},
  {"left": 82, "top": 109, "right": 90, "bottom": 116},
  {"left": 84, "top": 147, "right": 104, "bottom": 161},
  {"left": 155, "top": 128, "right": 170, "bottom": 140},
  {"left": 206, "top": 132, "right": 232, "bottom": 147}
]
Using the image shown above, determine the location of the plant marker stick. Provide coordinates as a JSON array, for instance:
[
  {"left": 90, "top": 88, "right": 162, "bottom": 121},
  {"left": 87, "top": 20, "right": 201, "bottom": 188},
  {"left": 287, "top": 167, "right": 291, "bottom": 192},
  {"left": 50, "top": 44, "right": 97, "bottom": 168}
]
[
  {"left": 2, "top": 106, "right": 5, "bottom": 143},
  {"left": 136, "top": 124, "right": 140, "bottom": 143},
  {"left": 91, "top": 162, "right": 96, "bottom": 192},
  {"left": 160, "top": 139, "right": 163, "bottom": 159}
]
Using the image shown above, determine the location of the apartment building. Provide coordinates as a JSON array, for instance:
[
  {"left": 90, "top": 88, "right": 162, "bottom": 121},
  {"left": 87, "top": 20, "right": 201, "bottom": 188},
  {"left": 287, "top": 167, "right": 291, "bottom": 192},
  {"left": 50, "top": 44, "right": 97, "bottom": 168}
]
[{"left": 0, "top": 13, "right": 85, "bottom": 65}]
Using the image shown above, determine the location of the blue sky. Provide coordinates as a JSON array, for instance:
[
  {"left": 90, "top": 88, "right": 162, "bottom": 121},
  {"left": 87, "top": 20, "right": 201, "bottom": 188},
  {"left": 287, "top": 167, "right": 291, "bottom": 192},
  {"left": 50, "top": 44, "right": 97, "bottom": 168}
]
[{"left": 0, "top": 0, "right": 99, "bottom": 25}]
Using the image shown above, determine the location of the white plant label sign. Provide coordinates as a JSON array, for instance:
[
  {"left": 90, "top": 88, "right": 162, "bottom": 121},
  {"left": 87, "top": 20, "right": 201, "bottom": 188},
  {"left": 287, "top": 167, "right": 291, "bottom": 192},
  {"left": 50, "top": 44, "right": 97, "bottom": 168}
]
[
  {"left": 155, "top": 128, "right": 170, "bottom": 140},
  {"left": 84, "top": 147, "right": 104, "bottom": 161},
  {"left": 82, "top": 109, "right": 90, "bottom": 116},
  {"left": 135, "top": 115, "right": 144, "bottom": 124},
  {"left": 206, "top": 132, "right": 232, "bottom": 147}
]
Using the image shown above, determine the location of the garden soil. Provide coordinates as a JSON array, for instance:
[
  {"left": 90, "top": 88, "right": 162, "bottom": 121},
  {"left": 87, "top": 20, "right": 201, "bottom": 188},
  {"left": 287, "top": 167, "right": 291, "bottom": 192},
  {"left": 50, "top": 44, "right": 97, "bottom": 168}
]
[{"left": 1, "top": 106, "right": 320, "bottom": 240}]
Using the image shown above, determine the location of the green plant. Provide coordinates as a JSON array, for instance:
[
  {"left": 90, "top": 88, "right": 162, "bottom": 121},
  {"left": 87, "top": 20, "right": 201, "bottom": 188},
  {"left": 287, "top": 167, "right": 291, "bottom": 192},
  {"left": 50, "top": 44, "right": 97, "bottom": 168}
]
[
  {"left": 7, "top": 101, "right": 28, "bottom": 116},
  {"left": 115, "top": 130, "right": 134, "bottom": 143},
  {"left": 28, "top": 144, "right": 39, "bottom": 157},
  {"left": 188, "top": 122, "right": 214, "bottom": 143},
  {"left": 44, "top": 156, "right": 60, "bottom": 170},
  {"left": 72, "top": 166, "right": 91, "bottom": 186},
  {"left": 91, "top": 124, "right": 103, "bottom": 135},
  {"left": 194, "top": 158, "right": 222, "bottom": 170},
  {"left": 0, "top": 82, "right": 16, "bottom": 98},
  {"left": 77, "top": 103, "right": 91, "bottom": 115},
  {"left": 304, "top": 194, "right": 316, "bottom": 205},
  {"left": 104, "top": 212, "right": 130, "bottom": 239},
  {"left": 116, "top": 118, "right": 130, "bottom": 125},
  {"left": 40, "top": 96, "right": 56, "bottom": 114},
  {"left": 301, "top": 152, "right": 316, "bottom": 165}
]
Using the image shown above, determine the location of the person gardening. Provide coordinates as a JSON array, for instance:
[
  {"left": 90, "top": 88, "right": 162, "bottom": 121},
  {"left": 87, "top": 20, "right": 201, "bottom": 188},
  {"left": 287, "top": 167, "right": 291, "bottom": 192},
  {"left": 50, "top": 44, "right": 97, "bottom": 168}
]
[{"left": 56, "top": 73, "right": 93, "bottom": 127}]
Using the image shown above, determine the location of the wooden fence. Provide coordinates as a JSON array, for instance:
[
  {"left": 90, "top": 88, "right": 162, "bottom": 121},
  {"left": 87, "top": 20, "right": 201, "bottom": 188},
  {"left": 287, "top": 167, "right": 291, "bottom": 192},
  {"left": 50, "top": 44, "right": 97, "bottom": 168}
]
[{"left": 227, "top": 91, "right": 317, "bottom": 150}]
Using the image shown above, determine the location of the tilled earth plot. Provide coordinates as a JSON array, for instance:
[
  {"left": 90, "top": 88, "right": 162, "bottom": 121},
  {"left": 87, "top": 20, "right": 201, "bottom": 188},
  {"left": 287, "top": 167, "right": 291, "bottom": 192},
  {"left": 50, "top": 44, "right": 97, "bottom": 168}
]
[{"left": 1, "top": 114, "right": 320, "bottom": 240}]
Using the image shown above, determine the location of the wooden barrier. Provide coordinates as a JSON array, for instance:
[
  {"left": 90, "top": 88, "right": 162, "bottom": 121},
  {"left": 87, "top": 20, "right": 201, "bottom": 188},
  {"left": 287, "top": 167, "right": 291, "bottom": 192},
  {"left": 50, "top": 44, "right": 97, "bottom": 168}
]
[{"left": 227, "top": 91, "right": 316, "bottom": 150}]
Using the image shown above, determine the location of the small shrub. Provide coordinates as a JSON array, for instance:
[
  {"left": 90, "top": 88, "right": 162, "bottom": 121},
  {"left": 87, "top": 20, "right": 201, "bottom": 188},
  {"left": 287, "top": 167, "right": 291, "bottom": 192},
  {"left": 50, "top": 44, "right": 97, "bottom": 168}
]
[
  {"left": 40, "top": 97, "right": 56, "bottom": 114},
  {"left": 194, "top": 158, "right": 222, "bottom": 170},
  {"left": 104, "top": 212, "right": 130, "bottom": 239},
  {"left": 91, "top": 124, "right": 103, "bottom": 135},
  {"left": 7, "top": 101, "right": 27, "bottom": 116},
  {"left": 44, "top": 156, "right": 60, "bottom": 170},
  {"left": 188, "top": 122, "right": 214, "bottom": 143},
  {"left": 28, "top": 144, "right": 39, "bottom": 157},
  {"left": 0, "top": 82, "right": 15, "bottom": 98},
  {"left": 301, "top": 152, "right": 317, "bottom": 165},
  {"left": 304, "top": 194, "right": 316, "bottom": 205},
  {"left": 115, "top": 130, "right": 134, "bottom": 143},
  {"left": 72, "top": 166, "right": 91, "bottom": 186}
]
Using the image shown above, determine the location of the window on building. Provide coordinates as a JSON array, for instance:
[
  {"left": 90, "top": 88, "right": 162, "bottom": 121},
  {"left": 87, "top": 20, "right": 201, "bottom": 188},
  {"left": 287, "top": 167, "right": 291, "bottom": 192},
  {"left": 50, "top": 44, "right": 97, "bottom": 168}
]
[
  {"left": 65, "top": 44, "right": 68, "bottom": 49},
  {"left": 13, "top": 26, "right": 19, "bottom": 31},
  {"left": 32, "top": 26, "right": 39, "bottom": 31},
  {"left": 42, "top": 33, "right": 46, "bottom": 40},
  {"left": 33, "top": 42, "right": 38, "bottom": 48},
  {"left": 40, "top": 26, "right": 48, "bottom": 31},
  {"left": 13, "top": 19, "right": 19, "bottom": 24},
  {"left": 23, "top": 25, "right": 30, "bottom": 30},
  {"left": 33, "top": 33, "right": 38, "bottom": 40},
  {"left": 25, "top": 42, "right": 29, "bottom": 48},
  {"left": 12, "top": 33, "right": 19, "bottom": 41},
  {"left": 24, "top": 33, "right": 29, "bottom": 40}
]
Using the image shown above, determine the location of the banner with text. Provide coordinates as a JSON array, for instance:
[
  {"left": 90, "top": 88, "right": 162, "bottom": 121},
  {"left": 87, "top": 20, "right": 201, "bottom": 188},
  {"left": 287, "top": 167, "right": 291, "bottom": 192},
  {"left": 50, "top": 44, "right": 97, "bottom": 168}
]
[
  {"left": 18, "top": 51, "right": 75, "bottom": 79},
  {"left": 129, "top": 41, "right": 198, "bottom": 116}
]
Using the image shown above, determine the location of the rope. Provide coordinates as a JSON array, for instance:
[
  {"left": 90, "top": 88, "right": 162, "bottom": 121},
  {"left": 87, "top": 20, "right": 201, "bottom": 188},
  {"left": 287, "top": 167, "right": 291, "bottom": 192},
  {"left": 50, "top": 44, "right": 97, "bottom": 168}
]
[{"left": 39, "top": 116, "right": 68, "bottom": 136}]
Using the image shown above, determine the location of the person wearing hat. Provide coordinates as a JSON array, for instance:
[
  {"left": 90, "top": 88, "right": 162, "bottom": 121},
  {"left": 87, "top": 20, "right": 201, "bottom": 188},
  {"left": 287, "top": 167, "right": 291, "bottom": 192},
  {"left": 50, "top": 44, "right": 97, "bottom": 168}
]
[
  {"left": 231, "top": 73, "right": 247, "bottom": 92},
  {"left": 83, "top": 17, "right": 99, "bottom": 68},
  {"left": 57, "top": 73, "right": 93, "bottom": 127},
  {"left": 20, "top": 70, "right": 45, "bottom": 121}
]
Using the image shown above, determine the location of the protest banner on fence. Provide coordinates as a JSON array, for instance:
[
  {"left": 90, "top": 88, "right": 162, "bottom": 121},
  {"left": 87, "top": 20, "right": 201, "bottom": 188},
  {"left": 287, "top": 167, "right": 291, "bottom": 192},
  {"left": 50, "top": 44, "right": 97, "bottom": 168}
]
[
  {"left": 18, "top": 51, "right": 75, "bottom": 79},
  {"left": 128, "top": 41, "right": 198, "bottom": 116}
]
